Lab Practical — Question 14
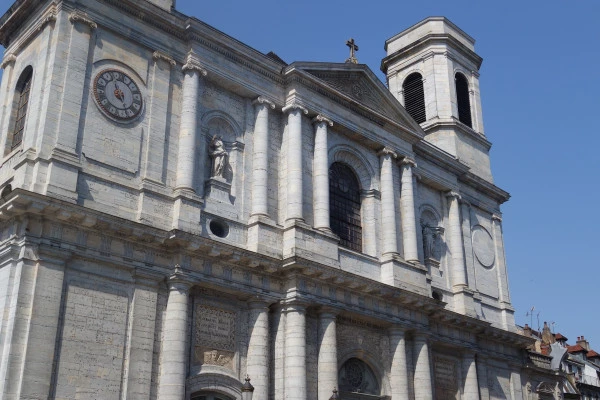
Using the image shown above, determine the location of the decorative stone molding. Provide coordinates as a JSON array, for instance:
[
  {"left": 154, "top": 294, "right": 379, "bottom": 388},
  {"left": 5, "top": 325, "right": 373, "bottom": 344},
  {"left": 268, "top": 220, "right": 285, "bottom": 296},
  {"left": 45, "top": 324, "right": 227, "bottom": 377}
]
[
  {"left": 445, "top": 191, "right": 461, "bottom": 201},
  {"left": 492, "top": 214, "right": 503, "bottom": 223},
  {"left": 282, "top": 103, "right": 308, "bottom": 115},
  {"left": 377, "top": 147, "right": 398, "bottom": 159},
  {"left": 399, "top": 156, "right": 417, "bottom": 168},
  {"left": 37, "top": 7, "right": 58, "bottom": 32},
  {"left": 252, "top": 96, "right": 275, "bottom": 109},
  {"left": 0, "top": 53, "right": 16, "bottom": 69},
  {"left": 68, "top": 10, "right": 97, "bottom": 30},
  {"left": 312, "top": 114, "right": 333, "bottom": 127},
  {"left": 152, "top": 50, "right": 176, "bottom": 66},
  {"left": 182, "top": 51, "right": 208, "bottom": 76}
]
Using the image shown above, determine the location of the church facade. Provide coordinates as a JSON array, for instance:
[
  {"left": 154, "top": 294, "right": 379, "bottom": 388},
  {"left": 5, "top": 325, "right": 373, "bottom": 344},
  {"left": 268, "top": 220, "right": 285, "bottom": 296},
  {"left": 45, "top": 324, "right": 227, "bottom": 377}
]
[{"left": 0, "top": 0, "right": 558, "bottom": 399}]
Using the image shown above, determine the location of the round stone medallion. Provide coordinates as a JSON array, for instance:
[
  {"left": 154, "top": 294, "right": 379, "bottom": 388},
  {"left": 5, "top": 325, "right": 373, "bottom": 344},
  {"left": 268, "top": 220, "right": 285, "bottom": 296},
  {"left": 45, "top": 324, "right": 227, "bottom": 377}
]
[{"left": 472, "top": 225, "right": 495, "bottom": 268}]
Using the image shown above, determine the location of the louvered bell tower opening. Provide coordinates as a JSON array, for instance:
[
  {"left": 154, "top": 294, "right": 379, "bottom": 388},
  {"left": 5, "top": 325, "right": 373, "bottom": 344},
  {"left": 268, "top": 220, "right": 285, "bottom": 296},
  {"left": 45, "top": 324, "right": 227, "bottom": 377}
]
[
  {"left": 455, "top": 72, "right": 472, "bottom": 128},
  {"left": 402, "top": 72, "right": 426, "bottom": 124}
]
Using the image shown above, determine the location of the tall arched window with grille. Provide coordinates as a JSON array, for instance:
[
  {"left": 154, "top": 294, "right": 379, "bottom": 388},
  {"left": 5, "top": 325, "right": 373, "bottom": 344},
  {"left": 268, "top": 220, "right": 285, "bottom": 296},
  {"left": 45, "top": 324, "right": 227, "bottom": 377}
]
[
  {"left": 402, "top": 72, "right": 426, "bottom": 123},
  {"left": 10, "top": 66, "right": 33, "bottom": 150},
  {"left": 329, "top": 162, "right": 362, "bottom": 252},
  {"left": 455, "top": 72, "right": 472, "bottom": 128}
]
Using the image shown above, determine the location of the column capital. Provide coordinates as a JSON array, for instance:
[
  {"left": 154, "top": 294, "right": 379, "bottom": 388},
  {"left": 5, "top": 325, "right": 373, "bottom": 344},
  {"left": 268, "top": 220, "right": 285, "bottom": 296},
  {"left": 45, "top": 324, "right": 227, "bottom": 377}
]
[
  {"left": 166, "top": 265, "right": 193, "bottom": 292},
  {"left": 253, "top": 96, "right": 276, "bottom": 109},
  {"left": 389, "top": 326, "right": 408, "bottom": 336},
  {"left": 281, "top": 298, "right": 309, "bottom": 313},
  {"left": 399, "top": 156, "right": 417, "bottom": 168},
  {"left": 312, "top": 114, "right": 333, "bottom": 127},
  {"left": 413, "top": 331, "right": 432, "bottom": 342},
  {"left": 182, "top": 51, "right": 207, "bottom": 76},
  {"left": 153, "top": 50, "right": 176, "bottom": 66},
  {"left": 0, "top": 53, "right": 16, "bottom": 70},
  {"left": 247, "top": 296, "right": 272, "bottom": 309},
  {"left": 445, "top": 190, "right": 462, "bottom": 201},
  {"left": 282, "top": 102, "right": 308, "bottom": 115},
  {"left": 492, "top": 214, "right": 503, "bottom": 223},
  {"left": 317, "top": 306, "right": 339, "bottom": 318},
  {"left": 377, "top": 147, "right": 398, "bottom": 159},
  {"left": 68, "top": 10, "right": 97, "bottom": 29}
]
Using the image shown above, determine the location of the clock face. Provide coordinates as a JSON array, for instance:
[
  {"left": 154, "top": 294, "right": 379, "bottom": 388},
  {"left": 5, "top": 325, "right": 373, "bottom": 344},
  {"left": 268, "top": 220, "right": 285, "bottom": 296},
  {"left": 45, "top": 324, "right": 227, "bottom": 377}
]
[{"left": 93, "top": 69, "right": 143, "bottom": 123}]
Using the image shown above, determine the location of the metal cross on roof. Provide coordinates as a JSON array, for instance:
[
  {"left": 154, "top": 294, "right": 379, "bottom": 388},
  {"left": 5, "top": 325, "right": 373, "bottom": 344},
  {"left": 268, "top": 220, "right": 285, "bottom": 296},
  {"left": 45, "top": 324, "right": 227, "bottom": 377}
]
[{"left": 345, "top": 38, "right": 359, "bottom": 64}]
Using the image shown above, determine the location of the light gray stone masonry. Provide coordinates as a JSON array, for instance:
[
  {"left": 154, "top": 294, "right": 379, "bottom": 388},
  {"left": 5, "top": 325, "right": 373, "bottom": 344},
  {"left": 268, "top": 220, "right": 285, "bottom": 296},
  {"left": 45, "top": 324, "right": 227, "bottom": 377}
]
[{"left": 157, "top": 270, "right": 191, "bottom": 400}]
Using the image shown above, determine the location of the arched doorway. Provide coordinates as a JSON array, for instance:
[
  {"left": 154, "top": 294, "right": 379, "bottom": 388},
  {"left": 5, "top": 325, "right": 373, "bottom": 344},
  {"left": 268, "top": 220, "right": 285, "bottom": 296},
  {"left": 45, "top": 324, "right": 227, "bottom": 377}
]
[{"left": 190, "top": 392, "right": 234, "bottom": 400}]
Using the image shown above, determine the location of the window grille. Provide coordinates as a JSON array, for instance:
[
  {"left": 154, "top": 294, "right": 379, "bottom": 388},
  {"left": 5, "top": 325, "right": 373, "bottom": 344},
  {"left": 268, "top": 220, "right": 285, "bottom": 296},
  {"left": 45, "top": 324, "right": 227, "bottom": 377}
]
[
  {"left": 455, "top": 72, "right": 472, "bottom": 128},
  {"left": 12, "top": 67, "right": 33, "bottom": 149},
  {"left": 403, "top": 72, "right": 426, "bottom": 123},
  {"left": 329, "top": 162, "right": 362, "bottom": 252}
]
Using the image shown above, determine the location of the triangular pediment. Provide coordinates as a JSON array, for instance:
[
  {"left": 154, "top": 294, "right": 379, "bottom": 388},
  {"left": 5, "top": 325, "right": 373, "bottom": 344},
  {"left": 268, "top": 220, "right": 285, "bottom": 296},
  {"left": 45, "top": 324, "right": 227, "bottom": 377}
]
[{"left": 289, "top": 62, "right": 423, "bottom": 135}]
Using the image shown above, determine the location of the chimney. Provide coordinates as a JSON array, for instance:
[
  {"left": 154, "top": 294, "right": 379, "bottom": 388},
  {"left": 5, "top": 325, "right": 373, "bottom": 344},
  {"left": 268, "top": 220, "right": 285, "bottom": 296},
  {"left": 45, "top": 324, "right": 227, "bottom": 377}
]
[
  {"left": 523, "top": 324, "right": 533, "bottom": 337},
  {"left": 577, "top": 335, "right": 590, "bottom": 351},
  {"left": 541, "top": 321, "right": 555, "bottom": 345}
]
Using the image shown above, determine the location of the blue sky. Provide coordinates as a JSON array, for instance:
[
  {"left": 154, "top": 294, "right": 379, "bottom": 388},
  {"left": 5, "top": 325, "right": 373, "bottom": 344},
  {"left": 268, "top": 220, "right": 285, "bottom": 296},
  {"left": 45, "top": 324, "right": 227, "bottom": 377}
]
[{"left": 1, "top": 0, "right": 599, "bottom": 347}]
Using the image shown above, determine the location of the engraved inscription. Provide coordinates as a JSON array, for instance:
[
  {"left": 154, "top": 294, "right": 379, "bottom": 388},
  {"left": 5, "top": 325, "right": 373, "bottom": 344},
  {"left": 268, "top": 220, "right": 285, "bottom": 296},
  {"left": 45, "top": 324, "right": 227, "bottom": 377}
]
[
  {"left": 194, "top": 305, "right": 236, "bottom": 369},
  {"left": 434, "top": 355, "right": 458, "bottom": 400}
]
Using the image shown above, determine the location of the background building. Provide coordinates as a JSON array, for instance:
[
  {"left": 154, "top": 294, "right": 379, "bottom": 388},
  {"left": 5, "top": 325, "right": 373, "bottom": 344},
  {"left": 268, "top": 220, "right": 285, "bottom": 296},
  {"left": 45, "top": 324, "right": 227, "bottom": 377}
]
[{"left": 0, "top": 0, "right": 554, "bottom": 399}]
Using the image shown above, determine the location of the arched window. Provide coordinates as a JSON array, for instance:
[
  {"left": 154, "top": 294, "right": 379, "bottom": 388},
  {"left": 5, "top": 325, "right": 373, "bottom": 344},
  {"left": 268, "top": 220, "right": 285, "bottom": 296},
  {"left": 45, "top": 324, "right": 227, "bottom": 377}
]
[
  {"left": 403, "top": 72, "right": 426, "bottom": 123},
  {"left": 338, "top": 358, "right": 380, "bottom": 396},
  {"left": 455, "top": 72, "right": 472, "bottom": 128},
  {"left": 329, "top": 162, "right": 362, "bottom": 252},
  {"left": 10, "top": 66, "right": 33, "bottom": 150}
]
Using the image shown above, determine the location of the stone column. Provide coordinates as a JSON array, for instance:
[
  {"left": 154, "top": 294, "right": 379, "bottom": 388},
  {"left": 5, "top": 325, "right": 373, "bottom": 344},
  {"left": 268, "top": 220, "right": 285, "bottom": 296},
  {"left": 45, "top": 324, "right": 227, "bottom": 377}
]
[
  {"left": 313, "top": 115, "right": 333, "bottom": 232},
  {"left": 446, "top": 191, "right": 467, "bottom": 289},
  {"left": 0, "top": 53, "right": 17, "bottom": 151},
  {"left": 53, "top": 11, "right": 96, "bottom": 156},
  {"left": 251, "top": 97, "right": 275, "bottom": 218},
  {"left": 389, "top": 327, "right": 410, "bottom": 400},
  {"left": 125, "top": 272, "right": 160, "bottom": 400},
  {"left": 143, "top": 51, "right": 175, "bottom": 184},
  {"left": 378, "top": 148, "right": 399, "bottom": 256},
  {"left": 157, "top": 268, "right": 192, "bottom": 400},
  {"left": 282, "top": 103, "right": 308, "bottom": 223},
  {"left": 463, "top": 352, "right": 480, "bottom": 400},
  {"left": 284, "top": 301, "right": 307, "bottom": 400},
  {"left": 175, "top": 52, "right": 207, "bottom": 193},
  {"left": 413, "top": 333, "right": 433, "bottom": 400},
  {"left": 247, "top": 300, "right": 270, "bottom": 400},
  {"left": 318, "top": 309, "right": 338, "bottom": 400},
  {"left": 400, "top": 157, "right": 419, "bottom": 262}
]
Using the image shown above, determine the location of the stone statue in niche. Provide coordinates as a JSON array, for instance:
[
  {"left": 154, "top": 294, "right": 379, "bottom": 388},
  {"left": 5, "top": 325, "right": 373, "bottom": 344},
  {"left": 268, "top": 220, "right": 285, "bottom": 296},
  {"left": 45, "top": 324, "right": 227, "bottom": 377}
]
[
  {"left": 209, "top": 135, "right": 228, "bottom": 179},
  {"left": 422, "top": 223, "right": 444, "bottom": 261}
]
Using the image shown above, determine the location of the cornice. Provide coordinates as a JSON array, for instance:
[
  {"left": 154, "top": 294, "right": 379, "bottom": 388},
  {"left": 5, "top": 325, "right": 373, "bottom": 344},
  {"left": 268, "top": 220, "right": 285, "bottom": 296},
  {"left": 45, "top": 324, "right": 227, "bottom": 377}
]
[
  {"left": 459, "top": 172, "right": 510, "bottom": 204},
  {"left": 382, "top": 33, "right": 483, "bottom": 73},
  {"left": 284, "top": 68, "right": 424, "bottom": 146},
  {"left": 421, "top": 118, "right": 492, "bottom": 151},
  {"left": 0, "top": 2, "right": 58, "bottom": 49}
]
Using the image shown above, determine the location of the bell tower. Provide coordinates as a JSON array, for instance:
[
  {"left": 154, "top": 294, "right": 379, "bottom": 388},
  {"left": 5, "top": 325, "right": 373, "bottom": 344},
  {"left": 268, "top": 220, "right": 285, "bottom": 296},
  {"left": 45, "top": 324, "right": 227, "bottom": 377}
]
[{"left": 382, "top": 17, "right": 493, "bottom": 182}]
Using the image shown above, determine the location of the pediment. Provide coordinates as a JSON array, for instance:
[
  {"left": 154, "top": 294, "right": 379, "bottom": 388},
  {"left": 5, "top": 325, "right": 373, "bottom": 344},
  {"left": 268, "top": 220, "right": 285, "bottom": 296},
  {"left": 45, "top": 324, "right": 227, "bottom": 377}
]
[{"left": 291, "top": 63, "right": 423, "bottom": 134}]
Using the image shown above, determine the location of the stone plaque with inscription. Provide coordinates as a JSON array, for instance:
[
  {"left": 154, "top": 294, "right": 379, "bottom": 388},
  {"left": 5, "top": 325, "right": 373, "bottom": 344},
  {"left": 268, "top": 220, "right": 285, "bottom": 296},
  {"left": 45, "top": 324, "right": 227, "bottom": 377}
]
[
  {"left": 194, "top": 305, "right": 236, "bottom": 370},
  {"left": 434, "top": 355, "right": 459, "bottom": 400}
]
